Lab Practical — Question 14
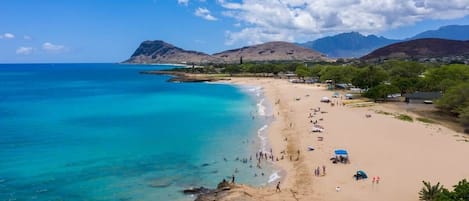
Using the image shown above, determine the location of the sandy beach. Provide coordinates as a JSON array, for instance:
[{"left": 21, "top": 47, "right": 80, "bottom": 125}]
[{"left": 215, "top": 77, "right": 469, "bottom": 201}]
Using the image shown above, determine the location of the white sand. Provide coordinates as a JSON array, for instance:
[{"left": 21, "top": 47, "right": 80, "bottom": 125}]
[{"left": 223, "top": 77, "right": 469, "bottom": 201}]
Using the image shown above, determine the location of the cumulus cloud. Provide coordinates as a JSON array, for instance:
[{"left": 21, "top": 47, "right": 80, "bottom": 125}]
[
  {"left": 0, "top": 33, "right": 15, "bottom": 39},
  {"left": 42, "top": 42, "right": 67, "bottom": 53},
  {"left": 218, "top": 0, "right": 469, "bottom": 45},
  {"left": 178, "top": 0, "right": 189, "bottom": 6},
  {"left": 195, "top": 7, "right": 218, "bottom": 21},
  {"left": 16, "top": 47, "right": 33, "bottom": 55}
]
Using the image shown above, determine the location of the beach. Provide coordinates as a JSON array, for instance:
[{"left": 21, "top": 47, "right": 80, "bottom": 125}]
[{"left": 215, "top": 77, "right": 469, "bottom": 201}]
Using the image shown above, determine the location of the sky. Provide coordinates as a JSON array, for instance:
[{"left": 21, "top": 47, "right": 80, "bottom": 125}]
[{"left": 0, "top": 0, "right": 468, "bottom": 63}]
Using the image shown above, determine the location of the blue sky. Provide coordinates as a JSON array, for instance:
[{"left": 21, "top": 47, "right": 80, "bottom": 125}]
[{"left": 0, "top": 0, "right": 468, "bottom": 63}]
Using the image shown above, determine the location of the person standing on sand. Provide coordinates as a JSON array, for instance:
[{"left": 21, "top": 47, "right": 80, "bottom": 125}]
[
  {"left": 322, "top": 165, "right": 326, "bottom": 175},
  {"left": 376, "top": 176, "right": 380, "bottom": 184},
  {"left": 232, "top": 175, "right": 235, "bottom": 183},
  {"left": 276, "top": 181, "right": 281, "bottom": 192}
]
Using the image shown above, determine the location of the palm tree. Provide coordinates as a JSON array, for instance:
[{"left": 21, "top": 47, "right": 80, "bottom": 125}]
[{"left": 419, "top": 181, "right": 444, "bottom": 201}]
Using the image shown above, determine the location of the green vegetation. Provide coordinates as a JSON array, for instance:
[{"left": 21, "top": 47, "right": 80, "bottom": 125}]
[
  {"left": 436, "top": 82, "right": 469, "bottom": 128},
  {"left": 419, "top": 179, "right": 469, "bottom": 201},
  {"left": 171, "top": 60, "right": 469, "bottom": 129},
  {"left": 416, "top": 117, "right": 435, "bottom": 124},
  {"left": 419, "top": 181, "right": 444, "bottom": 201},
  {"left": 364, "top": 84, "right": 400, "bottom": 102},
  {"left": 396, "top": 114, "right": 413, "bottom": 122},
  {"left": 375, "top": 110, "right": 394, "bottom": 116}
]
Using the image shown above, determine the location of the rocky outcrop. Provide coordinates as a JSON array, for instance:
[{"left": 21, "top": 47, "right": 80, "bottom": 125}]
[
  {"left": 361, "top": 38, "right": 469, "bottom": 60},
  {"left": 125, "top": 40, "right": 221, "bottom": 64},
  {"left": 194, "top": 180, "right": 256, "bottom": 201},
  {"left": 140, "top": 70, "right": 230, "bottom": 83},
  {"left": 214, "top": 41, "right": 328, "bottom": 63}
]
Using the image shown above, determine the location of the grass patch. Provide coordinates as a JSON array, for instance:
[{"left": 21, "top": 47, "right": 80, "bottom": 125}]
[
  {"left": 396, "top": 114, "right": 414, "bottom": 122},
  {"left": 416, "top": 117, "right": 435, "bottom": 124},
  {"left": 375, "top": 110, "right": 394, "bottom": 116}
]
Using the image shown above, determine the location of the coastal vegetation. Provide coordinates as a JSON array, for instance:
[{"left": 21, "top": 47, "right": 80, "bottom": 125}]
[
  {"left": 416, "top": 117, "right": 435, "bottom": 124},
  {"left": 166, "top": 60, "right": 468, "bottom": 130},
  {"left": 419, "top": 179, "right": 469, "bottom": 201},
  {"left": 396, "top": 114, "right": 413, "bottom": 122}
]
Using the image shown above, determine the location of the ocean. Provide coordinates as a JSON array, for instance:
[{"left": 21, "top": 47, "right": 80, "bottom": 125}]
[{"left": 0, "top": 63, "right": 276, "bottom": 201}]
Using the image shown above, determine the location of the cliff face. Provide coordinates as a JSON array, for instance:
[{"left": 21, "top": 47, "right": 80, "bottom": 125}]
[
  {"left": 361, "top": 38, "right": 469, "bottom": 60},
  {"left": 126, "top": 40, "right": 329, "bottom": 64},
  {"left": 125, "top": 40, "right": 220, "bottom": 64}
]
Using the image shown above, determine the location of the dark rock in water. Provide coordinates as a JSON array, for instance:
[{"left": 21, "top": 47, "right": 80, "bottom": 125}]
[
  {"left": 195, "top": 190, "right": 255, "bottom": 201},
  {"left": 217, "top": 180, "right": 231, "bottom": 189},
  {"left": 195, "top": 180, "right": 255, "bottom": 201},
  {"left": 210, "top": 170, "right": 218, "bottom": 174},
  {"left": 201, "top": 163, "right": 210, "bottom": 167},
  {"left": 148, "top": 178, "right": 173, "bottom": 188},
  {"left": 182, "top": 186, "right": 211, "bottom": 195}
]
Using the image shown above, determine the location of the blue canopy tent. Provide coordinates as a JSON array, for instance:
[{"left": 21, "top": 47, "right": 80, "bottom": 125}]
[
  {"left": 334, "top": 149, "right": 348, "bottom": 156},
  {"left": 331, "top": 149, "right": 349, "bottom": 164}
]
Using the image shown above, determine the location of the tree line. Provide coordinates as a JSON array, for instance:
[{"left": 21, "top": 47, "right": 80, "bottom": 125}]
[{"left": 215, "top": 60, "right": 469, "bottom": 130}]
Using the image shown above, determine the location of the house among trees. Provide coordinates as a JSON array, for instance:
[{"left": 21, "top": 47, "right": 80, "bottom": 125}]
[{"left": 404, "top": 91, "right": 442, "bottom": 104}]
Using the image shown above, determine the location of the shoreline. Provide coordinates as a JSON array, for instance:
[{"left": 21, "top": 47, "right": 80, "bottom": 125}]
[
  {"left": 196, "top": 77, "right": 469, "bottom": 201},
  {"left": 237, "top": 84, "right": 285, "bottom": 186}
]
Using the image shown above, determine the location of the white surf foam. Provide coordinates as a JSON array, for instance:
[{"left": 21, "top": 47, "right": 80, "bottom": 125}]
[
  {"left": 268, "top": 170, "right": 281, "bottom": 183},
  {"left": 257, "top": 98, "right": 266, "bottom": 116},
  {"left": 257, "top": 124, "right": 269, "bottom": 153}
]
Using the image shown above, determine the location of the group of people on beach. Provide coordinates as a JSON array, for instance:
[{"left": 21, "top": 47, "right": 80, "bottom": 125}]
[{"left": 314, "top": 165, "right": 326, "bottom": 176}]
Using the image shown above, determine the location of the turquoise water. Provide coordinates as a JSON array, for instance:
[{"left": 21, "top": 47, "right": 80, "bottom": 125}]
[{"left": 0, "top": 64, "right": 274, "bottom": 201}]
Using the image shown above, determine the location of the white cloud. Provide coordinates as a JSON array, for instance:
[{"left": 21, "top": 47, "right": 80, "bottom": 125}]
[
  {"left": 0, "top": 33, "right": 15, "bottom": 39},
  {"left": 16, "top": 47, "right": 33, "bottom": 55},
  {"left": 195, "top": 7, "right": 218, "bottom": 21},
  {"left": 219, "top": 0, "right": 469, "bottom": 45},
  {"left": 42, "top": 42, "right": 67, "bottom": 53},
  {"left": 178, "top": 0, "right": 189, "bottom": 6}
]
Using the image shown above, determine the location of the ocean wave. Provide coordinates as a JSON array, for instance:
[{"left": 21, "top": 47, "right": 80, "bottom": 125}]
[
  {"left": 257, "top": 124, "right": 269, "bottom": 153},
  {"left": 257, "top": 98, "right": 266, "bottom": 116},
  {"left": 268, "top": 170, "right": 281, "bottom": 183}
]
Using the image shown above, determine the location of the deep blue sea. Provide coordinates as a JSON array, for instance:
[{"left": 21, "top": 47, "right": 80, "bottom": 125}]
[{"left": 0, "top": 63, "right": 275, "bottom": 201}]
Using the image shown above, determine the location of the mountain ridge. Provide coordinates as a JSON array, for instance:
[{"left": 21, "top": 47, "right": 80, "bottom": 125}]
[
  {"left": 299, "top": 32, "right": 400, "bottom": 58},
  {"left": 126, "top": 41, "right": 329, "bottom": 64},
  {"left": 299, "top": 24, "right": 469, "bottom": 58},
  {"left": 361, "top": 38, "right": 469, "bottom": 60},
  {"left": 410, "top": 25, "right": 469, "bottom": 41}
]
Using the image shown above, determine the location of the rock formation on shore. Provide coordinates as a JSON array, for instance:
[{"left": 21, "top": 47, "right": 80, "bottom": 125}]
[{"left": 124, "top": 40, "right": 220, "bottom": 64}]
